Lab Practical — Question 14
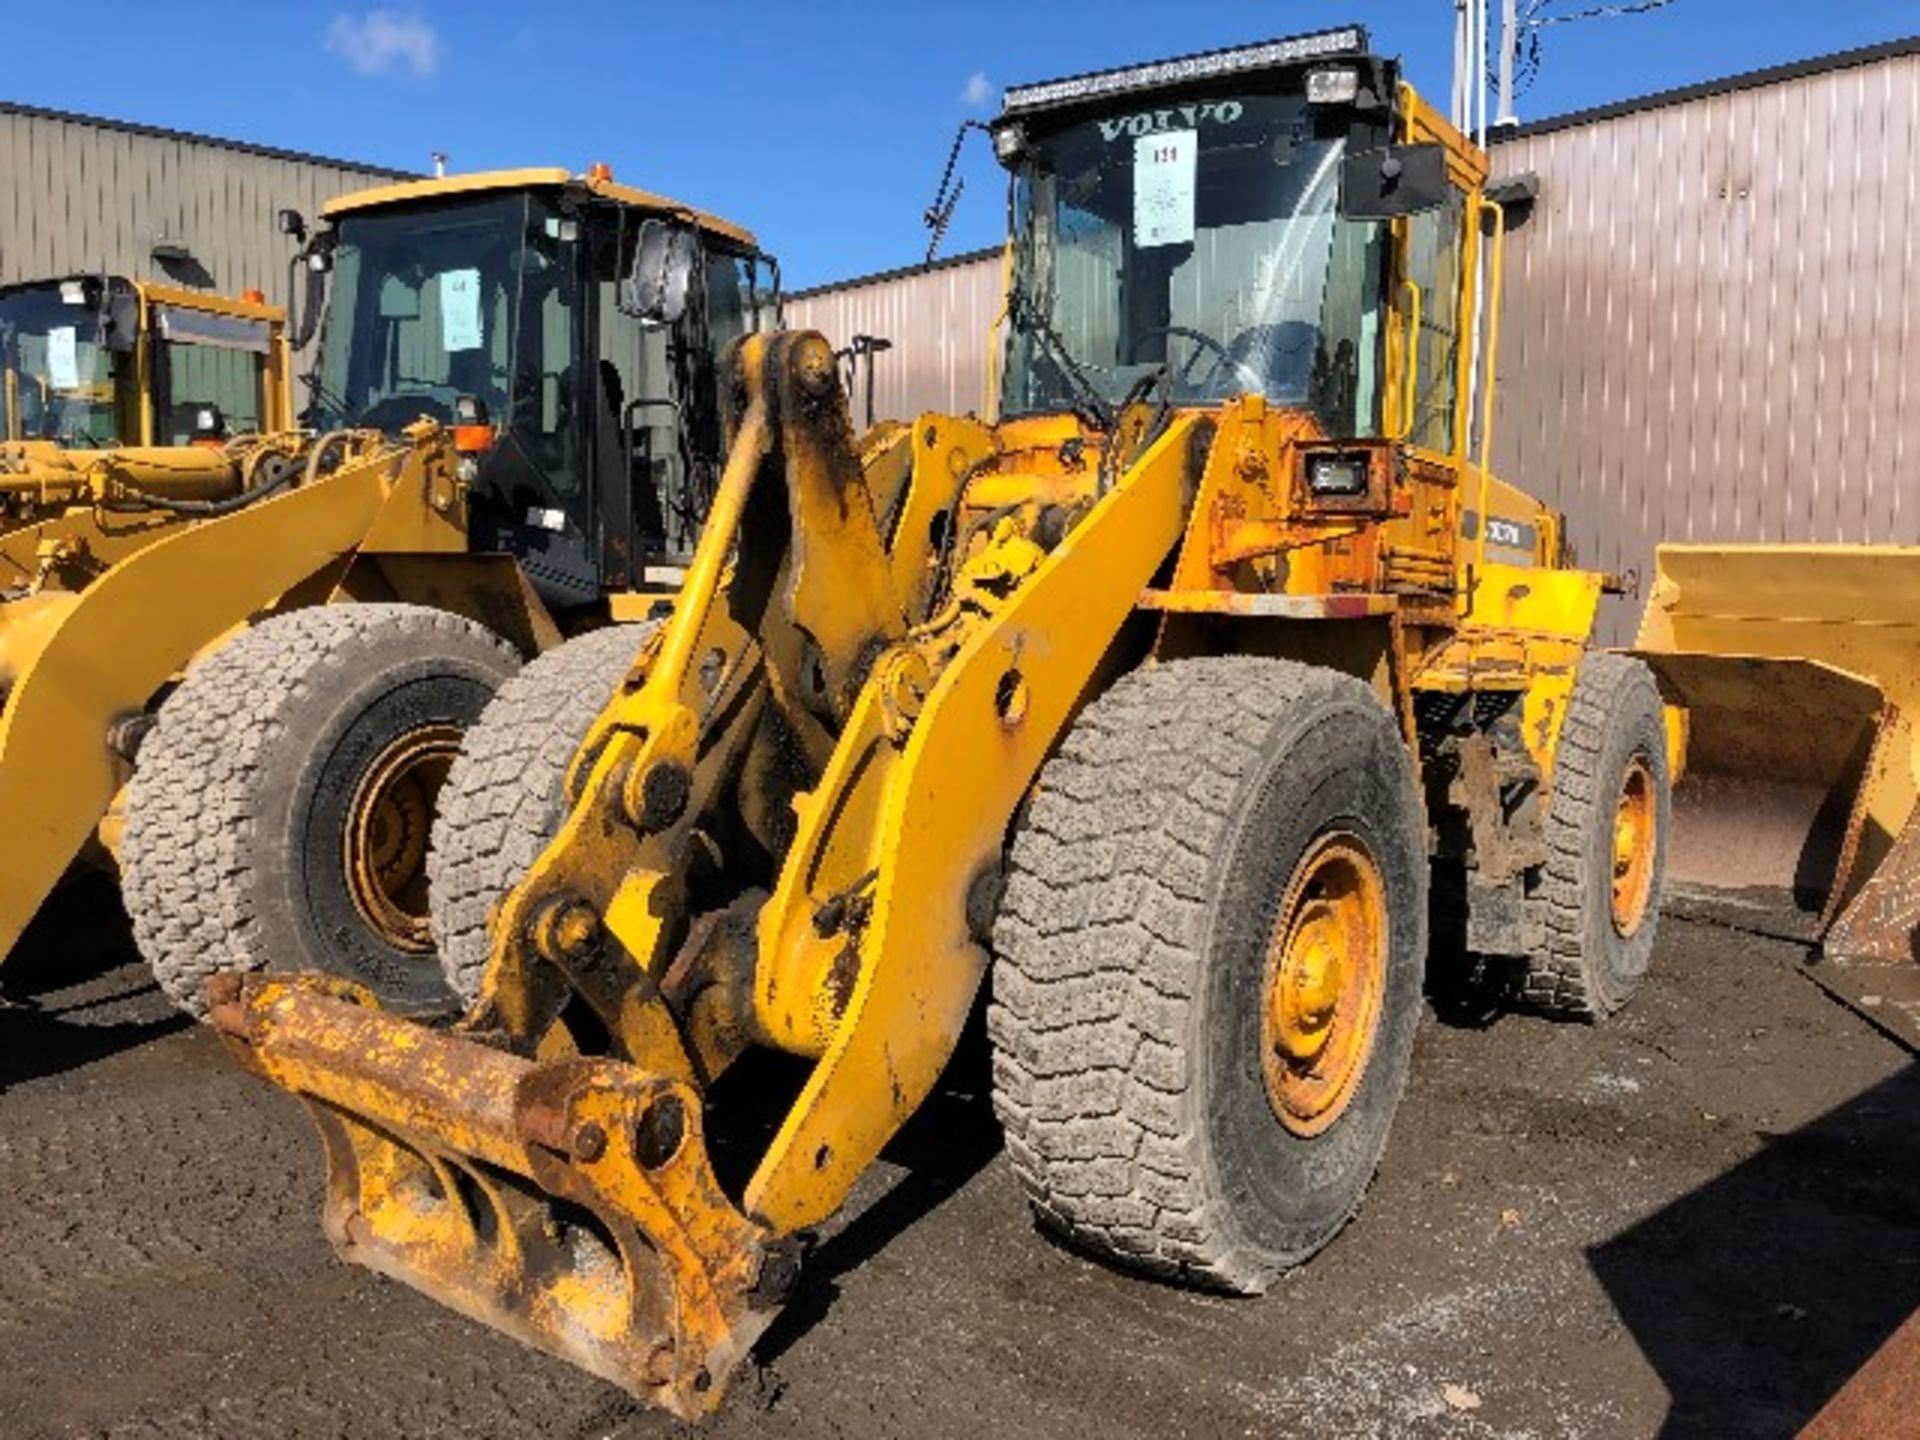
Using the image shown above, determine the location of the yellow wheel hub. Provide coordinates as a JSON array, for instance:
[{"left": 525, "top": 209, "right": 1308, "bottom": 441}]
[
  {"left": 1610, "top": 756, "right": 1658, "bottom": 937},
  {"left": 345, "top": 724, "right": 462, "bottom": 953},
  {"left": 1260, "top": 833, "right": 1388, "bottom": 1138}
]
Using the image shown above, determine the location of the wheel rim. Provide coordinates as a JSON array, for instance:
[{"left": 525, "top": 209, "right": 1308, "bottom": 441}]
[
  {"left": 345, "top": 724, "right": 462, "bottom": 953},
  {"left": 1610, "top": 755, "right": 1658, "bottom": 937},
  {"left": 1260, "top": 831, "right": 1388, "bottom": 1138}
]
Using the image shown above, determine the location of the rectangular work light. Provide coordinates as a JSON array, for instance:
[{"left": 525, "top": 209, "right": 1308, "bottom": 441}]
[{"left": 1001, "top": 26, "right": 1370, "bottom": 115}]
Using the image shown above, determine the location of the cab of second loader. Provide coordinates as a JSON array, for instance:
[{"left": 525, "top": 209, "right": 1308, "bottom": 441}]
[
  {"left": 0, "top": 274, "right": 290, "bottom": 450},
  {"left": 0, "top": 167, "right": 782, "bottom": 1029},
  {"left": 290, "top": 169, "right": 781, "bottom": 608}
]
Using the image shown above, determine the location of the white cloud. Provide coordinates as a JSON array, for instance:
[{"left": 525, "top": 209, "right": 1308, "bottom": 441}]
[
  {"left": 326, "top": 11, "right": 441, "bottom": 78},
  {"left": 960, "top": 71, "right": 994, "bottom": 108}
]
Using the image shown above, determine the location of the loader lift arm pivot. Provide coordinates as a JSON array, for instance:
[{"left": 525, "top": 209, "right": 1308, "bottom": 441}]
[{"left": 214, "top": 330, "right": 1200, "bottom": 1416}]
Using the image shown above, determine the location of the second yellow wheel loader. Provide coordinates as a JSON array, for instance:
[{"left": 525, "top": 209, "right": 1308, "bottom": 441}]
[
  {"left": 0, "top": 272, "right": 291, "bottom": 457},
  {"left": 0, "top": 168, "right": 779, "bottom": 1017},
  {"left": 213, "top": 25, "right": 1671, "bottom": 1419},
  {"left": 1, "top": 274, "right": 293, "bottom": 556}
]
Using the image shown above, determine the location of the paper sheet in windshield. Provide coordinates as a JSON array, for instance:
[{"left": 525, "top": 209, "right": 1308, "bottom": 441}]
[
  {"left": 1134, "top": 129, "right": 1196, "bottom": 248},
  {"left": 46, "top": 326, "right": 79, "bottom": 390},
  {"left": 440, "top": 268, "right": 483, "bottom": 353}
]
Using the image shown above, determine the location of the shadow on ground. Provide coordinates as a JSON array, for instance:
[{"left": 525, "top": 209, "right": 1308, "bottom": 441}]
[
  {"left": 0, "top": 872, "right": 189, "bottom": 1089},
  {"left": 1590, "top": 1060, "right": 1920, "bottom": 1437}
]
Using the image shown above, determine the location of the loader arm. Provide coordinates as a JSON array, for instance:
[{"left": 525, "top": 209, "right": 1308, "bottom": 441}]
[
  {"left": 0, "top": 432, "right": 422, "bottom": 960},
  {"left": 214, "top": 331, "right": 1201, "bottom": 1415}
]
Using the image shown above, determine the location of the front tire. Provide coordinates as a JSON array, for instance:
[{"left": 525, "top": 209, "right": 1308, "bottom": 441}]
[
  {"left": 427, "top": 624, "right": 656, "bottom": 1006},
  {"left": 122, "top": 604, "right": 519, "bottom": 1019},
  {"left": 989, "top": 657, "right": 1428, "bottom": 1293},
  {"left": 1523, "top": 651, "right": 1670, "bottom": 1018}
]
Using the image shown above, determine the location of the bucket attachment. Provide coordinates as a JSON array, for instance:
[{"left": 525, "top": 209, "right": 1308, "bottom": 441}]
[
  {"left": 208, "top": 971, "right": 794, "bottom": 1419},
  {"left": 1637, "top": 545, "right": 1920, "bottom": 1044}
]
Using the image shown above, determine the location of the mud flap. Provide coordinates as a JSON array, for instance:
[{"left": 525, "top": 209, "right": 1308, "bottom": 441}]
[{"left": 208, "top": 973, "right": 796, "bottom": 1418}]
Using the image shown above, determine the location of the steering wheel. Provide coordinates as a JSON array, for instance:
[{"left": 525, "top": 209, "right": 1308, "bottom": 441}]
[
  {"left": 351, "top": 390, "right": 456, "bottom": 432},
  {"left": 1125, "top": 325, "right": 1266, "bottom": 397}
]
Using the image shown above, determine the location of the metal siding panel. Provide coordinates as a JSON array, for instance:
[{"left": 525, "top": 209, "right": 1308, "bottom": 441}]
[
  {"left": 0, "top": 108, "right": 407, "bottom": 310},
  {"left": 1894, "top": 63, "right": 1920, "bottom": 542}
]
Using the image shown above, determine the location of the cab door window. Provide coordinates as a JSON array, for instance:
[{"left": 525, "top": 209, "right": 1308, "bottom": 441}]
[
  {"left": 1404, "top": 194, "right": 1465, "bottom": 456},
  {"left": 153, "top": 304, "right": 273, "bottom": 441}
]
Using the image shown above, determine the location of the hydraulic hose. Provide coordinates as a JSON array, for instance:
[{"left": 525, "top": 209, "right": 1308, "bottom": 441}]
[{"left": 104, "top": 429, "right": 369, "bottom": 517}]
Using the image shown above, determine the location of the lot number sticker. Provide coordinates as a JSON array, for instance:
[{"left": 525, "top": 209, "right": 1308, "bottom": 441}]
[
  {"left": 1134, "top": 129, "right": 1196, "bottom": 248},
  {"left": 440, "top": 268, "right": 483, "bottom": 353},
  {"left": 46, "top": 326, "right": 79, "bottom": 390}
]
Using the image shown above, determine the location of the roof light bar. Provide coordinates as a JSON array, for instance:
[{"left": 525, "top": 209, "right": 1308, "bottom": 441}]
[{"left": 1001, "top": 26, "right": 1370, "bottom": 115}]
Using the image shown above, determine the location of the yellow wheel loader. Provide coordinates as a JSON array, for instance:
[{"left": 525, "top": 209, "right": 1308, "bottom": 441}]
[
  {"left": 0, "top": 273, "right": 291, "bottom": 458},
  {"left": 0, "top": 168, "right": 779, "bottom": 1018},
  {"left": 211, "top": 26, "right": 1666, "bottom": 1418},
  {"left": 1, "top": 274, "right": 293, "bottom": 550}
]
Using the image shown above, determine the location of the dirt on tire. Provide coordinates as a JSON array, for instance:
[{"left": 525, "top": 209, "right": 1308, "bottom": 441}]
[
  {"left": 121, "top": 603, "right": 519, "bottom": 1019},
  {"left": 426, "top": 623, "right": 655, "bottom": 1004},
  {"left": 990, "top": 656, "right": 1428, "bottom": 1292}
]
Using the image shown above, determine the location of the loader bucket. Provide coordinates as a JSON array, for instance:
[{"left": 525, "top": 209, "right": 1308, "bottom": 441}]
[
  {"left": 208, "top": 972, "right": 794, "bottom": 1418},
  {"left": 1637, "top": 544, "right": 1920, "bottom": 1043}
]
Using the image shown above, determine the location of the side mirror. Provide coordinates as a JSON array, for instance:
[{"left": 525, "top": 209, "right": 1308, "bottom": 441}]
[
  {"left": 622, "top": 219, "right": 700, "bottom": 325},
  {"left": 105, "top": 290, "right": 142, "bottom": 354},
  {"left": 277, "top": 208, "right": 308, "bottom": 242},
  {"left": 1338, "top": 143, "right": 1451, "bottom": 220}
]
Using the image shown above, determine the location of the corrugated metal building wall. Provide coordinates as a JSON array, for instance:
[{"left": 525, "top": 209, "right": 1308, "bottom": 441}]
[
  {"left": 0, "top": 102, "right": 410, "bottom": 305},
  {"left": 789, "top": 39, "right": 1920, "bottom": 639},
  {"left": 1496, "top": 41, "right": 1920, "bottom": 590},
  {"left": 788, "top": 250, "right": 1005, "bottom": 421}
]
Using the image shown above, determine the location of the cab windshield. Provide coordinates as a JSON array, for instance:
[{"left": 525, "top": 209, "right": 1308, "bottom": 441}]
[
  {"left": 0, "top": 280, "right": 129, "bottom": 445},
  {"left": 315, "top": 192, "right": 577, "bottom": 439},
  {"left": 1002, "top": 89, "right": 1387, "bottom": 435}
]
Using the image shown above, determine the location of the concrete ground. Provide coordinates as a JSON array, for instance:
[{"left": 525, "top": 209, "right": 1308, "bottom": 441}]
[{"left": 1, "top": 879, "right": 1914, "bottom": 1439}]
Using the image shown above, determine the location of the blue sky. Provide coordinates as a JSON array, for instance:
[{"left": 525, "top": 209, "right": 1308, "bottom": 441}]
[{"left": 8, "top": 3, "right": 1916, "bottom": 286}]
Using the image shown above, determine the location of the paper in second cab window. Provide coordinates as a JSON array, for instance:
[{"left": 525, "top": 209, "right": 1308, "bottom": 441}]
[
  {"left": 46, "top": 326, "right": 80, "bottom": 389},
  {"left": 440, "top": 269, "right": 483, "bottom": 353},
  {"left": 1134, "top": 129, "right": 1197, "bottom": 248}
]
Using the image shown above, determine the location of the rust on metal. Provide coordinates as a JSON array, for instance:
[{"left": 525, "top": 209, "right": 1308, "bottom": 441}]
[
  {"left": 1138, "top": 588, "right": 1398, "bottom": 619},
  {"left": 213, "top": 972, "right": 777, "bottom": 1421},
  {"left": 1800, "top": 1306, "right": 1920, "bottom": 1439}
]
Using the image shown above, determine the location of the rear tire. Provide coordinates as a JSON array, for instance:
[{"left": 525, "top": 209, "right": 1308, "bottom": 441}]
[
  {"left": 1523, "top": 651, "right": 1670, "bottom": 1018},
  {"left": 427, "top": 624, "right": 656, "bottom": 1006},
  {"left": 989, "top": 657, "right": 1428, "bottom": 1293},
  {"left": 122, "top": 604, "right": 519, "bottom": 1019}
]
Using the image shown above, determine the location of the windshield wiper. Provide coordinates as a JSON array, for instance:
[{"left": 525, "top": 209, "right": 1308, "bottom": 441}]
[{"left": 1009, "top": 290, "right": 1115, "bottom": 435}]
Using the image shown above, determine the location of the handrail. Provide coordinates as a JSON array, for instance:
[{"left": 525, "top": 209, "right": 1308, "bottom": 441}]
[
  {"left": 1473, "top": 195, "right": 1507, "bottom": 577},
  {"left": 984, "top": 240, "right": 1014, "bottom": 423},
  {"left": 1400, "top": 276, "right": 1423, "bottom": 441}
]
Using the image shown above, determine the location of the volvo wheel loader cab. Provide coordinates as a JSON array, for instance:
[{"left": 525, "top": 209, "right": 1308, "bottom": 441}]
[
  {"left": 214, "top": 27, "right": 1665, "bottom": 1418},
  {"left": 0, "top": 168, "right": 778, "bottom": 1018}
]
